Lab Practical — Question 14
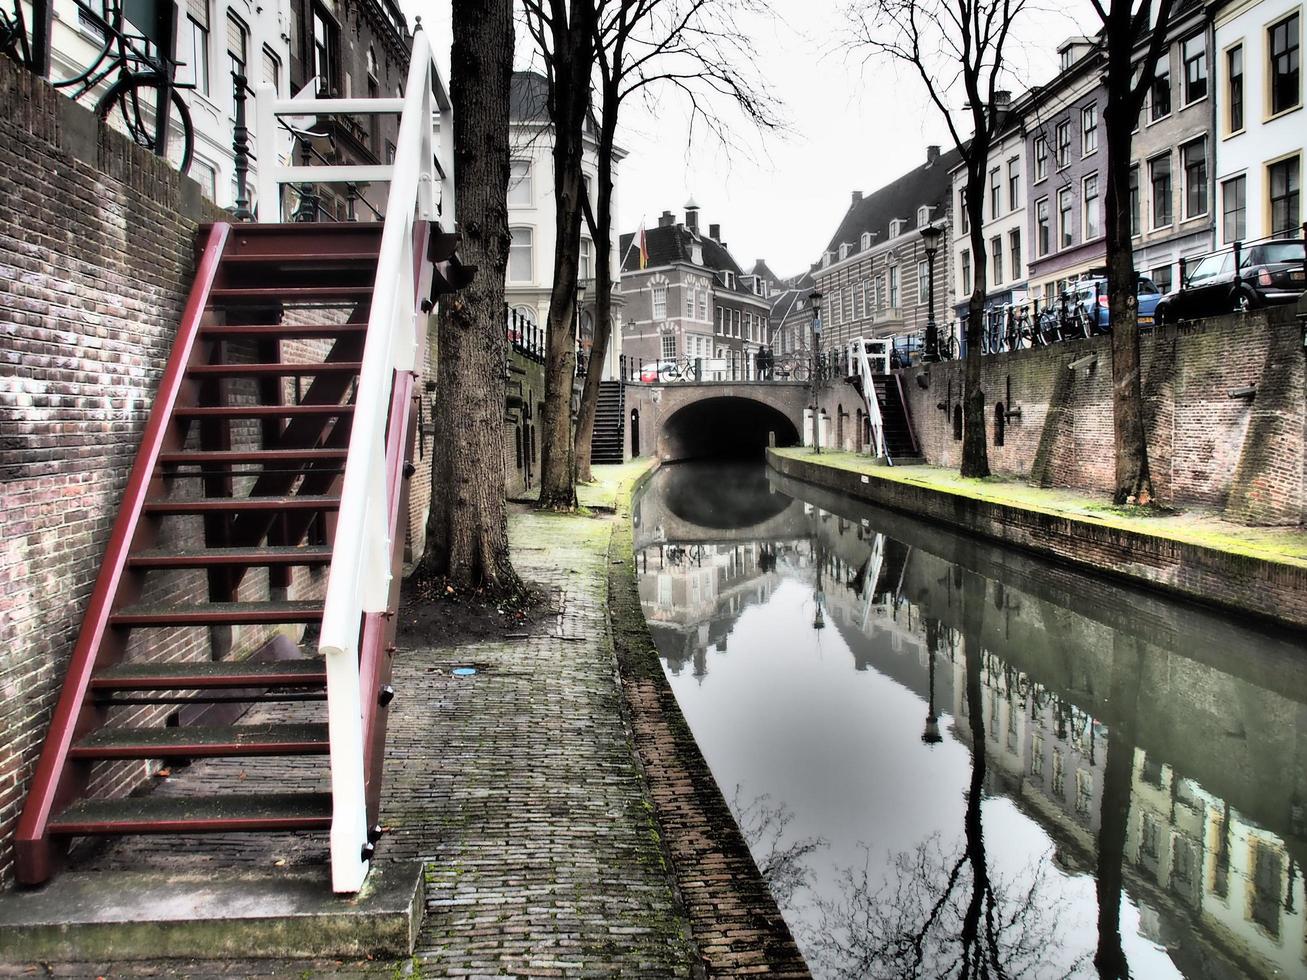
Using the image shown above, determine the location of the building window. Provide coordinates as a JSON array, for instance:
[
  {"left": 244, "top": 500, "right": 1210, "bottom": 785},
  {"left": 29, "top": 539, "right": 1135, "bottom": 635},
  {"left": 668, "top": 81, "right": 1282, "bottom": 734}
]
[
  {"left": 685, "top": 285, "right": 695, "bottom": 318},
  {"left": 1009, "top": 229, "right": 1021, "bottom": 279},
  {"left": 960, "top": 249, "right": 972, "bottom": 294},
  {"left": 661, "top": 334, "right": 677, "bottom": 360},
  {"left": 508, "top": 160, "right": 532, "bottom": 206},
  {"left": 1034, "top": 137, "right": 1048, "bottom": 181},
  {"left": 1182, "top": 33, "right": 1207, "bottom": 104},
  {"left": 1081, "top": 104, "right": 1098, "bottom": 155},
  {"left": 1269, "top": 14, "right": 1301, "bottom": 116},
  {"left": 990, "top": 168, "right": 1001, "bottom": 218},
  {"left": 715, "top": 307, "right": 723, "bottom": 335},
  {"left": 1152, "top": 264, "right": 1173, "bottom": 294},
  {"left": 839, "top": 243, "right": 851, "bottom": 261},
  {"left": 697, "top": 289, "right": 707, "bottom": 320},
  {"left": 652, "top": 283, "right": 667, "bottom": 320},
  {"left": 1182, "top": 138, "right": 1207, "bottom": 218},
  {"left": 191, "top": 157, "right": 217, "bottom": 201},
  {"left": 1083, "top": 174, "right": 1100, "bottom": 239},
  {"left": 225, "top": 12, "right": 248, "bottom": 82},
  {"left": 579, "top": 239, "right": 592, "bottom": 281},
  {"left": 1150, "top": 154, "right": 1173, "bottom": 228},
  {"left": 958, "top": 188, "right": 969, "bottom": 231},
  {"left": 1007, "top": 158, "right": 1020, "bottom": 209},
  {"left": 311, "top": 2, "right": 340, "bottom": 95},
  {"left": 262, "top": 45, "right": 281, "bottom": 94},
  {"left": 844, "top": 287, "right": 854, "bottom": 321},
  {"left": 1057, "top": 187, "right": 1074, "bottom": 248},
  {"left": 1036, "top": 198, "right": 1050, "bottom": 256},
  {"left": 1151, "top": 63, "right": 1171, "bottom": 120},
  {"left": 855, "top": 286, "right": 866, "bottom": 319},
  {"left": 1129, "top": 164, "right": 1141, "bottom": 236},
  {"left": 1055, "top": 121, "right": 1071, "bottom": 168},
  {"left": 889, "top": 266, "right": 900, "bottom": 308},
  {"left": 1227, "top": 45, "right": 1244, "bottom": 133},
  {"left": 917, "top": 260, "right": 930, "bottom": 301},
  {"left": 1222, "top": 175, "right": 1246, "bottom": 243},
  {"left": 508, "top": 227, "right": 533, "bottom": 282},
  {"left": 990, "top": 236, "right": 1002, "bottom": 286},
  {"left": 1269, "top": 156, "right": 1301, "bottom": 237},
  {"left": 181, "top": 0, "right": 210, "bottom": 94}
]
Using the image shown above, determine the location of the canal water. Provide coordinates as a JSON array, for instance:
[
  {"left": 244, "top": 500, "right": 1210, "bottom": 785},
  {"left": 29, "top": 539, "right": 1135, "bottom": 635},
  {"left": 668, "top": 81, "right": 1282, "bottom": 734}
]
[{"left": 632, "top": 461, "right": 1307, "bottom": 979}]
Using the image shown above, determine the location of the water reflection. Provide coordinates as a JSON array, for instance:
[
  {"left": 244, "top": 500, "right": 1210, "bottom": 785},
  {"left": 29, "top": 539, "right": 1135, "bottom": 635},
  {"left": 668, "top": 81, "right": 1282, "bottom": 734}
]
[{"left": 634, "top": 462, "right": 1307, "bottom": 979}]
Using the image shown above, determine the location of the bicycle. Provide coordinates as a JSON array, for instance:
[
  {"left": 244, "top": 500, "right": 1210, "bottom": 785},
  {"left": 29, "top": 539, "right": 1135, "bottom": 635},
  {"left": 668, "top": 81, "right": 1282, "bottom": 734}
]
[{"left": 3, "top": 0, "right": 194, "bottom": 172}]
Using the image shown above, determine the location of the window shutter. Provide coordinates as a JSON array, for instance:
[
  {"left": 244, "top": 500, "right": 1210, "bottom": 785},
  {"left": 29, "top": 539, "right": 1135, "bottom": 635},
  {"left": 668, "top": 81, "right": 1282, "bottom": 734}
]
[
  {"left": 227, "top": 15, "right": 246, "bottom": 62},
  {"left": 262, "top": 47, "right": 280, "bottom": 88},
  {"left": 187, "top": 0, "right": 208, "bottom": 28}
]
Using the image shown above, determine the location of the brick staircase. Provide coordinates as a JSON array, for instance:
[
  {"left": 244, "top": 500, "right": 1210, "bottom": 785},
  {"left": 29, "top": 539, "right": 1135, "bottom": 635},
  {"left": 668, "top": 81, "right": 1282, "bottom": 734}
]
[
  {"left": 13, "top": 220, "right": 448, "bottom": 886},
  {"left": 849, "top": 373, "right": 921, "bottom": 464},
  {"left": 590, "top": 380, "right": 626, "bottom": 465}
]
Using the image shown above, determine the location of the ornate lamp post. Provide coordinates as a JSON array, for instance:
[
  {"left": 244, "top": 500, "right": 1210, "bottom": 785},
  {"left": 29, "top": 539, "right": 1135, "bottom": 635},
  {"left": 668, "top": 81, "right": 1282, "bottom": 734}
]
[
  {"left": 920, "top": 223, "right": 943, "bottom": 362},
  {"left": 808, "top": 290, "right": 823, "bottom": 453}
]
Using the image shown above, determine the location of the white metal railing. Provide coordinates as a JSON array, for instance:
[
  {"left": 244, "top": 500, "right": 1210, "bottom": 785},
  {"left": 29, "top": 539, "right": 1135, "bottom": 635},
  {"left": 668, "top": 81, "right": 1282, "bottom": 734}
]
[
  {"left": 850, "top": 338, "right": 887, "bottom": 460},
  {"left": 252, "top": 25, "right": 452, "bottom": 894}
]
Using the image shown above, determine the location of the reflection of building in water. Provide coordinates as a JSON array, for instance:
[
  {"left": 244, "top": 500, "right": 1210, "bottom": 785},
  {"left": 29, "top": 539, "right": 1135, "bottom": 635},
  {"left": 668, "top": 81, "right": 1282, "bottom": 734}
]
[
  {"left": 635, "top": 540, "right": 808, "bottom": 678},
  {"left": 947, "top": 644, "right": 1307, "bottom": 979}
]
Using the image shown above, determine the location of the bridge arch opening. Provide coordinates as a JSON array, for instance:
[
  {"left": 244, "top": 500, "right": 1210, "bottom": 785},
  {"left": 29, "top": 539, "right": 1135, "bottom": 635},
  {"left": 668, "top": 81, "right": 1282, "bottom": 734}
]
[{"left": 661, "top": 396, "right": 800, "bottom": 461}]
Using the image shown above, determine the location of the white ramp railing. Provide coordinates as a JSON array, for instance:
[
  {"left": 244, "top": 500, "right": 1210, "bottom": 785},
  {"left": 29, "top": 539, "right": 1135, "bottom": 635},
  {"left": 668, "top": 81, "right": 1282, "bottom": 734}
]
[
  {"left": 850, "top": 338, "right": 887, "bottom": 461},
  {"left": 253, "top": 25, "right": 453, "bottom": 894}
]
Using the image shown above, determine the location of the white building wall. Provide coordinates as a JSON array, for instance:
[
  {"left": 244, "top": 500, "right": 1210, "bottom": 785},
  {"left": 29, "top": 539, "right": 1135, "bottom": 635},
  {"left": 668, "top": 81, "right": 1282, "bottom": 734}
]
[
  {"left": 1214, "top": 0, "right": 1307, "bottom": 244},
  {"left": 948, "top": 127, "right": 1029, "bottom": 313}
]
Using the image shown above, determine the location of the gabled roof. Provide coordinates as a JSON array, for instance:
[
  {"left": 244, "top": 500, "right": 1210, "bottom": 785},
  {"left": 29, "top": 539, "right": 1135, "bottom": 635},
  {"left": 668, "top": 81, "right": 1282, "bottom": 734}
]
[
  {"left": 749, "top": 259, "right": 781, "bottom": 287},
  {"left": 822, "top": 146, "right": 964, "bottom": 258},
  {"left": 619, "top": 222, "right": 759, "bottom": 297}
]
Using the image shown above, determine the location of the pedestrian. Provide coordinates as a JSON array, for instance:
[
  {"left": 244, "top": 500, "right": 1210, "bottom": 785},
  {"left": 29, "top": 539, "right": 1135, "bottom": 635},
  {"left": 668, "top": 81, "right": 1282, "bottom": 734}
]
[{"left": 753, "top": 347, "right": 764, "bottom": 380}]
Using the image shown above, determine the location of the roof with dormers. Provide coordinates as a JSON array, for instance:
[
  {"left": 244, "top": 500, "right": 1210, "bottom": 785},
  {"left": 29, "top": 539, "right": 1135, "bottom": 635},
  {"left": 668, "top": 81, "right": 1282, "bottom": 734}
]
[
  {"left": 821, "top": 146, "right": 964, "bottom": 259},
  {"left": 619, "top": 222, "right": 765, "bottom": 300}
]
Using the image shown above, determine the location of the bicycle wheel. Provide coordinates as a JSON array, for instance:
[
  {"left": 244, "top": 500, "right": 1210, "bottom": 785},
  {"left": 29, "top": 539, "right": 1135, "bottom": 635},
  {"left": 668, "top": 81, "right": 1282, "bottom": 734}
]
[
  {"left": 96, "top": 75, "right": 194, "bottom": 175},
  {"left": 790, "top": 362, "right": 810, "bottom": 383}
]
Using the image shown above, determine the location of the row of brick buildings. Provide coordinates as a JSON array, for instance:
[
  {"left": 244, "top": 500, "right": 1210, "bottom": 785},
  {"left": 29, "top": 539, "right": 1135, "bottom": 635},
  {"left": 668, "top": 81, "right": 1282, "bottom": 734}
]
[{"left": 812, "top": 0, "right": 1305, "bottom": 348}]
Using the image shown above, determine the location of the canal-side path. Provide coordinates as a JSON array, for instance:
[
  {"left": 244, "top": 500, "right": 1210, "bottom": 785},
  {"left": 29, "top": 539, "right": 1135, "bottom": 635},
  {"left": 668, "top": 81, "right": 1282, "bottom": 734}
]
[
  {"left": 770, "top": 447, "right": 1307, "bottom": 630},
  {"left": 0, "top": 460, "right": 807, "bottom": 979}
]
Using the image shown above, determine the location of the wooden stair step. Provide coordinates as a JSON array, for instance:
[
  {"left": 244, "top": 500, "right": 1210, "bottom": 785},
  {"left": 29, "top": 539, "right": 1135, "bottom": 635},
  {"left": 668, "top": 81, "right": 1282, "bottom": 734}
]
[
  {"left": 199, "top": 323, "right": 367, "bottom": 339},
  {"left": 49, "top": 793, "right": 333, "bottom": 836},
  {"left": 221, "top": 252, "right": 380, "bottom": 266},
  {"left": 129, "top": 545, "right": 333, "bottom": 569},
  {"left": 92, "top": 659, "right": 327, "bottom": 690},
  {"left": 143, "top": 495, "right": 340, "bottom": 514},
  {"left": 188, "top": 362, "right": 362, "bottom": 377},
  {"left": 71, "top": 723, "right": 329, "bottom": 759},
  {"left": 158, "top": 449, "right": 348, "bottom": 465},
  {"left": 111, "top": 601, "right": 324, "bottom": 627},
  {"left": 173, "top": 404, "right": 354, "bottom": 419},
  {"left": 209, "top": 287, "right": 373, "bottom": 304}
]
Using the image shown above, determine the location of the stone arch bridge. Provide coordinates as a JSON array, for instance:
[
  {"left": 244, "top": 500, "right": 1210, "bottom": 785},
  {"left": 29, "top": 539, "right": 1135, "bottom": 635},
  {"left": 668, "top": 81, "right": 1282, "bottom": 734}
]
[{"left": 623, "top": 381, "right": 814, "bottom": 462}]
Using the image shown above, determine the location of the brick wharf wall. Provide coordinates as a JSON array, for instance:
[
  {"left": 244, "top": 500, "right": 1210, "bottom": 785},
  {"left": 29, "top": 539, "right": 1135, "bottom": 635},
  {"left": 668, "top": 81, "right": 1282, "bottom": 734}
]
[
  {"left": 896, "top": 309, "right": 1306, "bottom": 525},
  {"left": 0, "top": 57, "right": 228, "bottom": 886}
]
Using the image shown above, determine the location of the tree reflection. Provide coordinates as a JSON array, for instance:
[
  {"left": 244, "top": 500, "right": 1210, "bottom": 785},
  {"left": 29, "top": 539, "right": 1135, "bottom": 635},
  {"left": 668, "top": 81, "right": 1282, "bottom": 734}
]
[
  {"left": 809, "top": 570, "right": 1085, "bottom": 979},
  {"left": 732, "top": 787, "right": 829, "bottom": 913}
]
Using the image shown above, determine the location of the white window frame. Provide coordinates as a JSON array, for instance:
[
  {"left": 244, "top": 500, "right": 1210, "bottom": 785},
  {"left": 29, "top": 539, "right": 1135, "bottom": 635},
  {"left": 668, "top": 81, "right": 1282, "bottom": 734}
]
[
  {"left": 1081, "top": 104, "right": 1098, "bottom": 156},
  {"left": 508, "top": 159, "right": 533, "bottom": 208},
  {"left": 508, "top": 226, "right": 534, "bottom": 283},
  {"left": 1083, "top": 174, "right": 1101, "bottom": 240},
  {"left": 652, "top": 283, "right": 668, "bottom": 320}
]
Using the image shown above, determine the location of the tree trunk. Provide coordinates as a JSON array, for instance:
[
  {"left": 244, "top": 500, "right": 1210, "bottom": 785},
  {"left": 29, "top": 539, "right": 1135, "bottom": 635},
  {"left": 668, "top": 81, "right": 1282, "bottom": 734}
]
[
  {"left": 1103, "top": 19, "right": 1153, "bottom": 506},
  {"left": 419, "top": 0, "right": 519, "bottom": 593},
  {"left": 961, "top": 159, "right": 991, "bottom": 478},
  {"left": 536, "top": 14, "right": 595, "bottom": 509},
  {"left": 573, "top": 92, "right": 618, "bottom": 485}
]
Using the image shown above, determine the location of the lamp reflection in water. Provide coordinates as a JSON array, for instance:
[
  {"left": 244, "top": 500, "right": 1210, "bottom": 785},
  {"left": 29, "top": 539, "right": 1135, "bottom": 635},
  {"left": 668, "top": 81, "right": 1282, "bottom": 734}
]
[
  {"left": 922, "top": 618, "right": 943, "bottom": 745},
  {"left": 812, "top": 539, "right": 826, "bottom": 631}
]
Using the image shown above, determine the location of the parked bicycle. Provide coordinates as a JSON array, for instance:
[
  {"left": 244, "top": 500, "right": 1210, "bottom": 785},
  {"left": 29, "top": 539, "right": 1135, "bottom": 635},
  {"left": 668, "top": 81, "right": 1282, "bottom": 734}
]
[{"left": 2, "top": 0, "right": 194, "bottom": 172}]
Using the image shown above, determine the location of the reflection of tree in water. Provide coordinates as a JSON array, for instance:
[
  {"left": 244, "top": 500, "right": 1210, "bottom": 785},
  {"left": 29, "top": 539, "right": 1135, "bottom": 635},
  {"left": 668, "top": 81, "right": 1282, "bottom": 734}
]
[
  {"left": 807, "top": 574, "right": 1088, "bottom": 980},
  {"left": 731, "top": 787, "right": 828, "bottom": 913}
]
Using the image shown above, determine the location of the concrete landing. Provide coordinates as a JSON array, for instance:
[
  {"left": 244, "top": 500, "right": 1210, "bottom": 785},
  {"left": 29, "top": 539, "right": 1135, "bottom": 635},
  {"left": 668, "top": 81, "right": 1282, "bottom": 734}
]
[{"left": 0, "top": 861, "right": 423, "bottom": 963}]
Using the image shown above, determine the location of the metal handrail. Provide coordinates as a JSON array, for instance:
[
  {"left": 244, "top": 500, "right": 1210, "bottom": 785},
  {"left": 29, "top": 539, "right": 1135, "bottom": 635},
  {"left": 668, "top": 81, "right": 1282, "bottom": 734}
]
[{"left": 256, "top": 23, "right": 452, "bottom": 894}]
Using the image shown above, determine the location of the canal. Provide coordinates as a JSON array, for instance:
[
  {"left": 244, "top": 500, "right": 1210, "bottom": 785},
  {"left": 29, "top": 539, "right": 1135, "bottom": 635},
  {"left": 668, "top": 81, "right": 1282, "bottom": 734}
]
[{"left": 632, "top": 461, "right": 1307, "bottom": 979}]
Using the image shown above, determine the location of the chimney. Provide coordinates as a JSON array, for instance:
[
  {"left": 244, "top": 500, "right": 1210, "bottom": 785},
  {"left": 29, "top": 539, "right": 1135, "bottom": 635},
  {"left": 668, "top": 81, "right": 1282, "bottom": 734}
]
[
  {"left": 709, "top": 223, "right": 721, "bottom": 241},
  {"left": 685, "top": 197, "right": 700, "bottom": 232},
  {"left": 995, "top": 90, "right": 1012, "bottom": 105},
  {"left": 658, "top": 210, "right": 675, "bottom": 228},
  {"left": 852, "top": 191, "right": 864, "bottom": 204},
  {"left": 926, "top": 145, "right": 941, "bottom": 165}
]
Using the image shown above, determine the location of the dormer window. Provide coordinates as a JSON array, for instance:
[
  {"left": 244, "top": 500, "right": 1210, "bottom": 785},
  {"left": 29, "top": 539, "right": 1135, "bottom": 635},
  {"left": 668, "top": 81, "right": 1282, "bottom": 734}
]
[
  {"left": 823, "top": 251, "right": 834, "bottom": 268},
  {"left": 889, "top": 219, "right": 906, "bottom": 238},
  {"left": 860, "top": 232, "right": 872, "bottom": 250},
  {"left": 720, "top": 270, "right": 735, "bottom": 289},
  {"left": 839, "top": 243, "right": 852, "bottom": 261},
  {"left": 917, "top": 206, "right": 931, "bottom": 226}
]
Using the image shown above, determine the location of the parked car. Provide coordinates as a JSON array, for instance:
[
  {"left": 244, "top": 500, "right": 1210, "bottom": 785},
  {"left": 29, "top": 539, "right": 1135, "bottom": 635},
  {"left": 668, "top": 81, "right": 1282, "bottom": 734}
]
[
  {"left": 1154, "top": 240, "right": 1307, "bottom": 324},
  {"left": 1069, "top": 275, "right": 1163, "bottom": 330}
]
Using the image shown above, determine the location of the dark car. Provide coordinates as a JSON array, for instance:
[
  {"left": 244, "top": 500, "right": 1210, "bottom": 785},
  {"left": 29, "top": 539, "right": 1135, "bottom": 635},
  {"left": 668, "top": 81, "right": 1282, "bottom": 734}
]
[{"left": 1155, "top": 240, "right": 1307, "bottom": 323}]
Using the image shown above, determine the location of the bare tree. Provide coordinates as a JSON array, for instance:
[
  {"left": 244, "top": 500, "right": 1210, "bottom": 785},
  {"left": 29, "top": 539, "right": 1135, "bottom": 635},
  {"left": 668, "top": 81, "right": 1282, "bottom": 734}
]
[
  {"left": 1092, "top": 0, "right": 1175, "bottom": 505},
  {"left": 522, "top": 0, "right": 600, "bottom": 509},
  {"left": 573, "top": 0, "right": 781, "bottom": 483},
  {"left": 848, "top": 0, "right": 1030, "bottom": 478},
  {"left": 421, "top": 0, "right": 522, "bottom": 593},
  {"left": 731, "top": 786, "right": 828, "bottom": 912}
]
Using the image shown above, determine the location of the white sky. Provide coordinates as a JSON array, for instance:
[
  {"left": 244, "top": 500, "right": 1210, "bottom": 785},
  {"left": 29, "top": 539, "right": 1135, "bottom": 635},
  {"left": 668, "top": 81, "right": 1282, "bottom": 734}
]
[{"left": 410, "top": 1, "right": 1101, "bottom": 278}]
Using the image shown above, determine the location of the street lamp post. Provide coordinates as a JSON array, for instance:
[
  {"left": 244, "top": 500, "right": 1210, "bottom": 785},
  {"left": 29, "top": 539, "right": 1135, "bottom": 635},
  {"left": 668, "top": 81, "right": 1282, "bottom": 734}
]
[
  {"left": 808, "top": 290, "right": 823, "bottom": 453},
  {"left": 922, "top": 619, "right": 943, "bottom": 744},
  {"left": 920, "top": 223, "right": 943, "bottom": 362}
]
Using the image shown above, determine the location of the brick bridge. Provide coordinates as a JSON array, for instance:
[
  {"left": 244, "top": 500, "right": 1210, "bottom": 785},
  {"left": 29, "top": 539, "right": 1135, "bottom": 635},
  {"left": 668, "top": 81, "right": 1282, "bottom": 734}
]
[{"left": 624, "top": 381, "right": 812, "bottom": 462}]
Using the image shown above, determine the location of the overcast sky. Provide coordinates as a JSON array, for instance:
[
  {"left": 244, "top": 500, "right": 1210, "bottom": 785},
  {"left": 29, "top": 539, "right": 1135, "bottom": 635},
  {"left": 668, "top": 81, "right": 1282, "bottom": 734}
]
[{"left": 413, "top": 1, "right": 1099, "bottom": 279}]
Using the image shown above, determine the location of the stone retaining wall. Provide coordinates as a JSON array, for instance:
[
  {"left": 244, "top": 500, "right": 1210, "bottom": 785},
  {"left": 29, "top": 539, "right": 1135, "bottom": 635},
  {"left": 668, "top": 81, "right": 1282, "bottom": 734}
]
[
  {"left": 895, "top": 311, "right": 1306, "bottom": 525},
  {"left": 767, "top": 450, "right": 1307, "bottom": 633}
]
